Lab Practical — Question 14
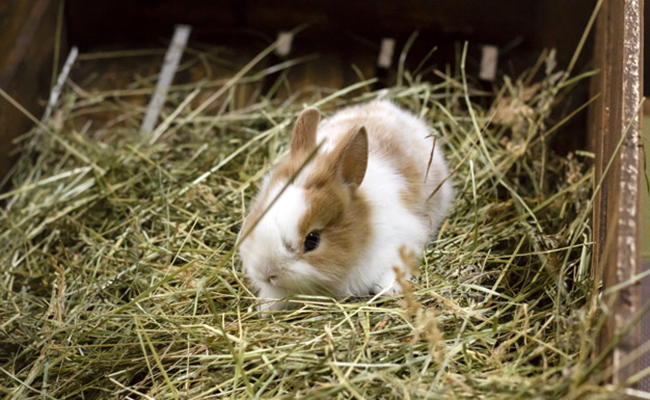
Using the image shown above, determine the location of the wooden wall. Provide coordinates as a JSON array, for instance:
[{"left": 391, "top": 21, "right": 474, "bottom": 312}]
[
  {"left": 0, "top": 0, "right": 62, "bottom": 187},
  {"left": 589, "top": 0, "right": 644, "bottom": 387}
]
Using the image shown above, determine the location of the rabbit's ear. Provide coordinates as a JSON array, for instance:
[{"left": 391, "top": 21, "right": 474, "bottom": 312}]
[
  {"left": 290, "top": 108, "right": 320, "bottom": 159},
  {"left": 332, "top": 126, "right": 368, "bottom": 188}
]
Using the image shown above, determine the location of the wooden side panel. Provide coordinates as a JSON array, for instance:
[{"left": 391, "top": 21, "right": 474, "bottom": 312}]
[
  {"left": 63, "top": 0, "right": 540, "bottom": 49},
  {"left": 0, "top": 0, "right": 61, "bottom": 186},
  {"left": 590, "top": 0, "right": 644, "bottom": 385}
]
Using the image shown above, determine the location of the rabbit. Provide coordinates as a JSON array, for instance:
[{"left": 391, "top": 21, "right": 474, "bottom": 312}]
[{"left": 239, "top": 100, "right": 454, "bottom": 311}]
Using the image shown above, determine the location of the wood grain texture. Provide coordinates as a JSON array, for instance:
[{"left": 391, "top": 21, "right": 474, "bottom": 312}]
[
  {"left": 0, "top": 0, "right": 61, "bottom": 186},
  {"left": 589, "top": 0, "right": 644, "bottom": 386}
]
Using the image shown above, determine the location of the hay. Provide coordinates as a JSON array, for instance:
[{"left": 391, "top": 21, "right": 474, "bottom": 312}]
[{"left": 0, "top": 40, "right": 630, "bottom": 399}]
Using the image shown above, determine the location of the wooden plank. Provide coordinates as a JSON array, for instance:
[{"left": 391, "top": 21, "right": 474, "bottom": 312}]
[
  {"left": 63, "top": 0, "right": 538, "bottom": 49},
  {"left": 589, "top": 0, "right": 644, "bottom": 386},
  {"left": 140, "top": 25, "right": 191, "bottom": 134},
  {"left": 0, "top": 0, "right": 52, "bottom": 88},
  {"left": 0, "top": 0, "right": 61, "bottom": 187},
  {"left": 29, "top": 46, "right": 78, "bottom": 150}
]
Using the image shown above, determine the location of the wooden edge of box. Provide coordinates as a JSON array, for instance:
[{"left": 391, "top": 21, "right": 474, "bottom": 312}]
[
  {"left": 590, "top": 0, "right": 644, "bottom": 386},
  {"left": 0, "top": 0, "right": 61, "bottom": 187}
]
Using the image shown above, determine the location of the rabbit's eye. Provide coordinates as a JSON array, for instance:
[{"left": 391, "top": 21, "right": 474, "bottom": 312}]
[{"left": 303, "top": 231, "right": 321, "bottom": 253}]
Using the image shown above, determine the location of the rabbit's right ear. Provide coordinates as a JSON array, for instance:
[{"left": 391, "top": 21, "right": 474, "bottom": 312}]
[
  {"left": 290, "top": 108, "right": 320, "bottom": 158},
  {"left": 335, "top": 126, "right": 368, "bottom": 188}
]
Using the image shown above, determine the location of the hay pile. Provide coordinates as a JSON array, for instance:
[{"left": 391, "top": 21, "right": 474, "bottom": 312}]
[{"left": 0, "top": 43, "right": 626, "bottom": 399}]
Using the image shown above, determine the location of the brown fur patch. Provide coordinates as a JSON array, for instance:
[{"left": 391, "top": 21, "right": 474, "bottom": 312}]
[
  {"left": 372, "top": 131, "right": 423, "bottom": 210},
  {"left": 290, "top": 108, "right": 320, "bottom": 158},
  {"left": 299, "top": 177, "right": 371, "bottom": 292},
  {"left": 287, "top": 127, "right": 373, "bottom": 292},
  {"left": 336, "top": 127, "right": 368, "bottom": 187},
  {"left": 268, "top": 156, "right": 304, "bottom": 187},
  {"left": 326, "top": 112, "right": 427, "bottom": 212}
]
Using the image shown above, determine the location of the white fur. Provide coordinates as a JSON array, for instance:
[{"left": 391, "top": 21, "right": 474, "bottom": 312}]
[{"left": 241, "top": 100, "right": 454, "bottom": 309}]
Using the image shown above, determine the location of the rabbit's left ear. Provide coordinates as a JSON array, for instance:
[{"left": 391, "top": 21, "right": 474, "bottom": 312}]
[
  {"left": 333, "top": 126, "right": 368, "bottom": 188},
  {"left": 290, "top": 107, "right": 320, "bottom": 159}
]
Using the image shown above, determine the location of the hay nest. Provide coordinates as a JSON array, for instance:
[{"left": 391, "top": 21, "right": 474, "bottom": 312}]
[{"left": 0, "top": 42, "right": 622, "bottom": 399}]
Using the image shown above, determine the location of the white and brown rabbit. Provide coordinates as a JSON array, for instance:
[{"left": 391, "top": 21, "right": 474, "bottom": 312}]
[{"left": 239, "top": 100, "right": 454, "bottom": 311}]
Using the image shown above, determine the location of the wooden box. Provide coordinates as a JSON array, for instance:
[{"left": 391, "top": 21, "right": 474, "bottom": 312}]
[{"left": 0, "top": 0, "right": 644, "bottom": 386}]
